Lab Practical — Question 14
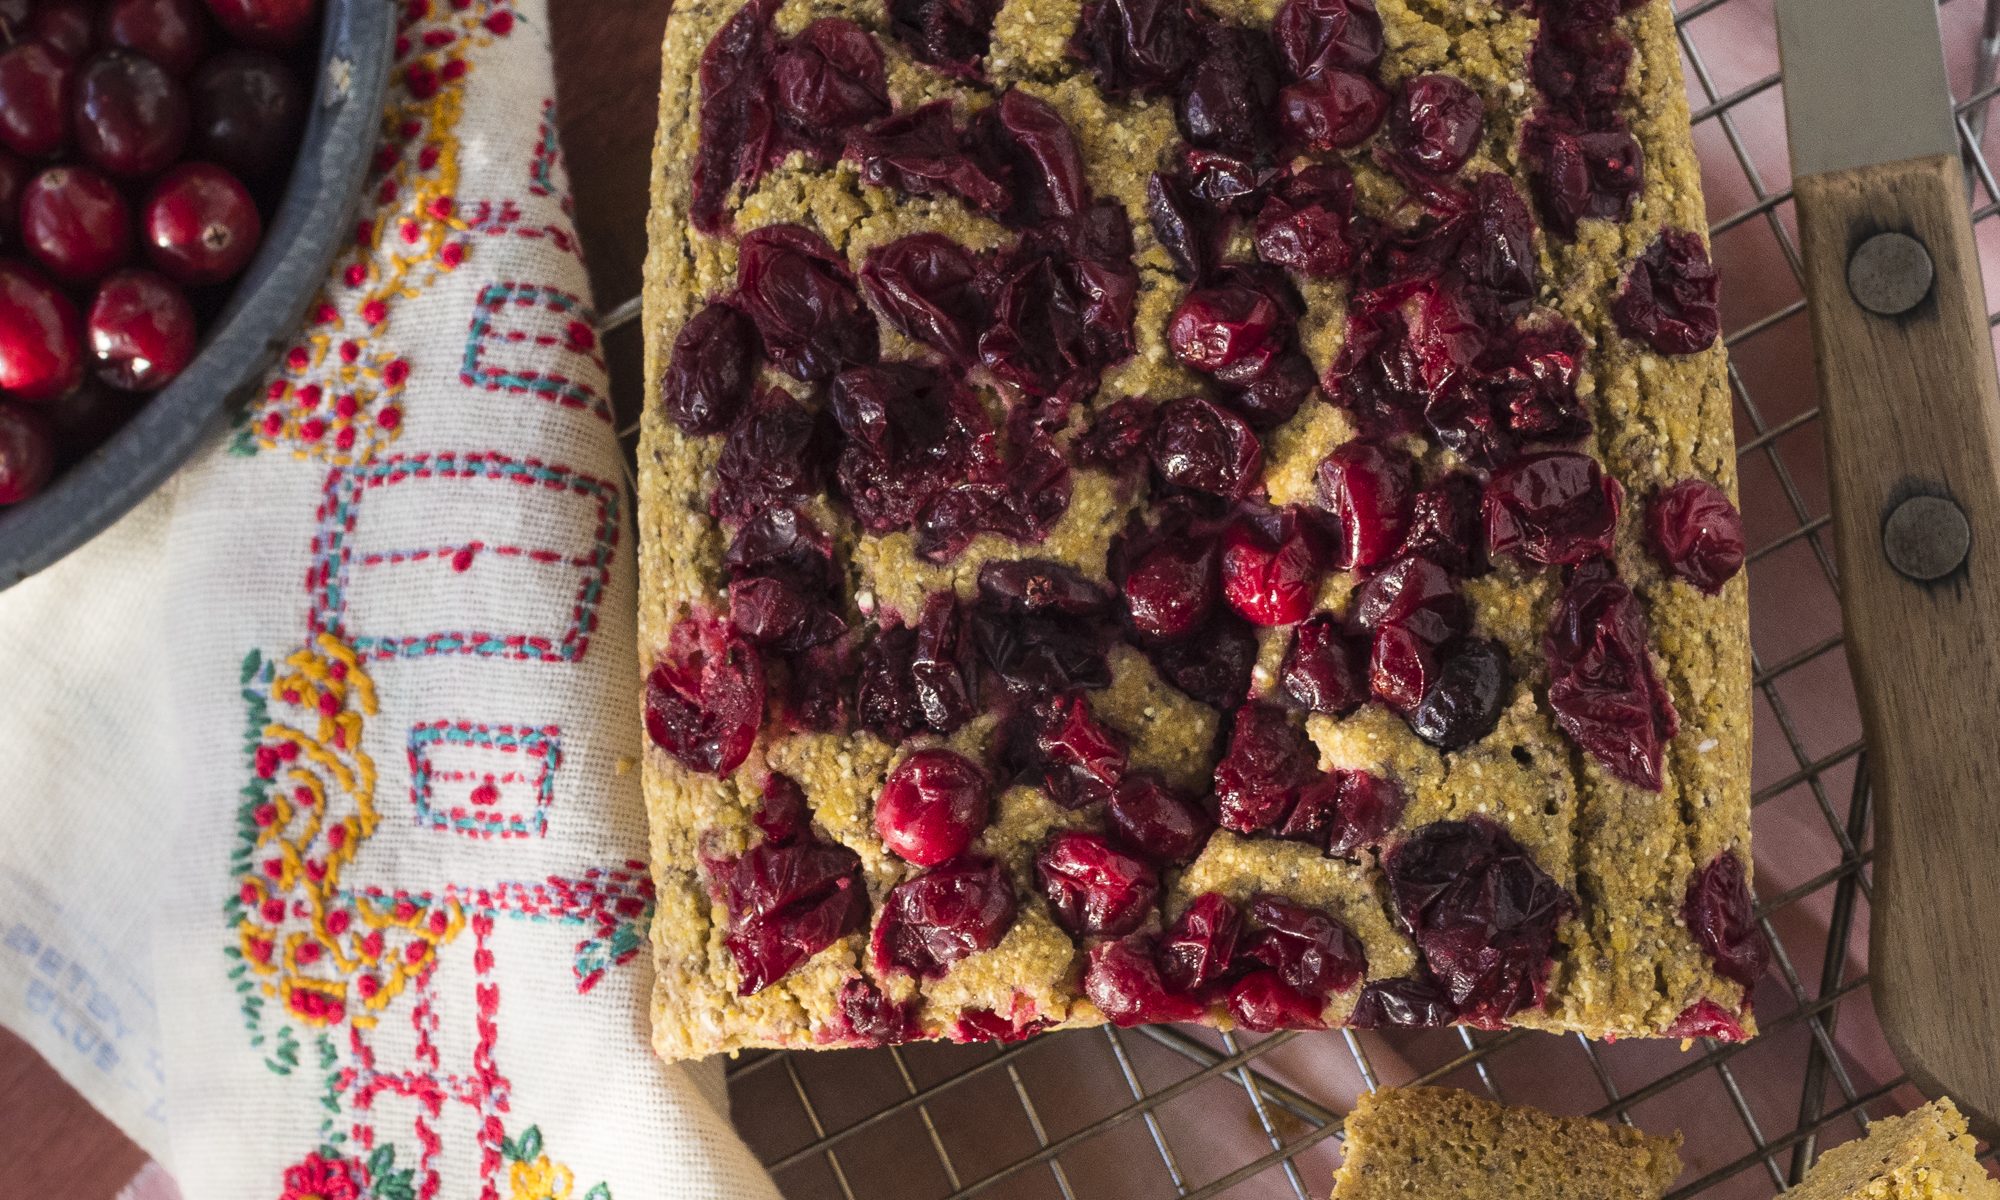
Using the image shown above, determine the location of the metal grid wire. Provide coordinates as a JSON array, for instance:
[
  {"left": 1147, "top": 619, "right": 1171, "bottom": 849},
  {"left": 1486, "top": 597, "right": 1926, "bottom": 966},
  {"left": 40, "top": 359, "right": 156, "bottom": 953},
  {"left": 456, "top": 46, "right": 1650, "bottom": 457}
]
[{"left": 600, "top": 0, "right": 2000, "bottom": 1194}]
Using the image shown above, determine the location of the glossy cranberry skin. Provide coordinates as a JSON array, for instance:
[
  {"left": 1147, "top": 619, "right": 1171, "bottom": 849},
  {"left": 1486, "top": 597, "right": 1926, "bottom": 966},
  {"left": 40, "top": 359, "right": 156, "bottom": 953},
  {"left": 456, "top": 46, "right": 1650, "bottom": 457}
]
[
  {"left": 1245, "top": 893, "right": 1365, "bottom": 997},
  {"left": 1409, "top": 637, "right": 1510, "bottom": 750},
  {"left": 1615, "top": 229, "right": 1721, "bottom": 355},
  {"left": 74, "top": 51, "right": 191, "bottom": 179},
  {"left": 1225, "top": 969, "right": 1326, "bottom": 1030},
  {"left": 1213, "top": 703, "right": 1319, "bottom": 834},
  {"left": 1523, "top": 116, "right": 1644, "bottom": 239},
  {"left": 1148, "top": 610, "right": 1258, "bottom": 710},
  {"left": 690, "top": 0, "right": 778, "bottom": 233},
  {"left": 1545, "top": 559, "right": 1678, "bottom": 791},
  {"left": 1325, "top": 770, "right": 1405, "bottom": 856},
  {"left": 0, "top": 259, "right": 84, "bottom": 402},
  {"left": 19, "top": 166, "right": 130, "bottom": 286},
  {"left": 1074, "top": 0, "right": 1197, "bottom": 97},
  {"left": 1386, "top": 74, "right": 1484, "bottom": 176},
  {"left": 1021, "top": 692, "right": 1128, "bottom": 809},
  {"left": 1254, "top": 165, "right": 1356, "bottom": 278},
  {"left": 1646, "top": 479, "right": 1746, "bottom": 594},
  {"left": 873, "top": 855, "right": 1019, "bottom": 978},
  {"left": 189, "top": 50, "right": 303, "bottom": 183},
  {"left": 1035, "top": 830, "right": 1160, "bottom": 937},
  {"left": 1148, "top": 394, "right": 1262, "bottom": 500},
  {"left": 1169, "top": 284, "right": 1285, "bottom": 379},
  {"left": 1484, "top": 451, "right": 1622, "bottom": 567},
  {"left": 0, "top": 403, "right": 55, "bottom": 504},
  {"left": 712, "top": 389, "right": 832, "bottom": 521},
  {"left": 0, "top": 150, "right": 27, "bottom": 245},
  {"left": 1085, "top": 934, "right": 1207, "bottom": 1025},
  {"left": 143, "top": 162, "right": 260, "bottom": 284},
  {"left": 1663, "top": 999, "right": 1749, "bottom": 1042},
  {"left": 645, "top": 618, "right": 766, "bottom": 776},
  {"left": 887, "top": 0, "right": 1002, "bottom": 75},
  {"left": 1159, "top": 892, "right": 1242, "bottom": 995},
  {"left": 735, "top": 223, "right": 878, "bottom": 382},
  {"left": 1272, "top": 0, "right": 1383, "bottom": 80},
  {"left": 1106, "top": 774, "right": 1214, "bottom": 865},
  {"left": 86, "top": 268, "right": 196, "bottom": 392},
  {"left": 848, "top": 102, "right": 1009, "bottom": 212},
  {"left": 659, "top": 303, "right": 758, "bottom": 436},
  {"left": 1220, "top": 511, "right": 1322, "bottom": 626},
  {"left": 835, "top": 977, "right": 918, "bottom": 1046},
  {"left": 1353, "top": 554, "right": 1467, "bottom": 641},
  {"left": 1123, "top": 535, "right": 1219, "bottom": 639},
  {"left": 1349, "top": 972, "right": 1456, "bottom": 1028},
  {"left": 0, "top": 41, "right": 76, "bottom": 160},
  {"left": 862, "top": 233, "right": 983, "bottom": 366},
  {"left": 1684, "top": 850, "right": 1767, "bottom": 990},
  {"left": 201, "top": 0, "right": 317, "bottom": 50},
  {"left": 771, "top": 18, "right": 889, "bottom": 146},
  {"left": 1278, "top": 614, "right": 1368, "bottom": 715},
  {"left": 718, "top": 836, "right": 869, "bottom": 994},
  {"left": 875, "top": 749, "right": 991, "bottom": 867},
  {"left": 104, "top": 0, "right": 209, "bottom": 77},
  {"left": 1278, "top": 69, "right": 1386, "bottom": 152},
  {"left": 1177, "top": 24, "right": 1280, "bottom": 161},
  {"left": 1314, "top": 440, "right": 1416, "bottom": 570}
]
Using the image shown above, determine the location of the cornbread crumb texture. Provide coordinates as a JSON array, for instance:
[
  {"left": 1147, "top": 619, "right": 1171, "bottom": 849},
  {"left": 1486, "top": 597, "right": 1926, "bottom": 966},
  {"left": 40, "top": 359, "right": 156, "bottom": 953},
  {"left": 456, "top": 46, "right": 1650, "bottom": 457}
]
[
  {"left": 1332, "top": 1087, "right": 1682, "bottom": 1200},
  {"left": 1788, "top": 1101, "right": 2000, "bottom": 1200}
]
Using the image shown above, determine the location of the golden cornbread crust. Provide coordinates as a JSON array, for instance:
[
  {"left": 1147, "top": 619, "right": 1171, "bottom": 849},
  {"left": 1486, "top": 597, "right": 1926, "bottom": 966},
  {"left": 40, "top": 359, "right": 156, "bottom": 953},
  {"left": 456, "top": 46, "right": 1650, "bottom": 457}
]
[
  {"left": 1787, "top": 1101, "right": 2000, "bottom": 1200},
  {"left": 638, "top": 0, "right": 1754, "bottom": 1060},
  {"left": 1330, "top": 1086, "right": 1683, "bottom": 1200}
]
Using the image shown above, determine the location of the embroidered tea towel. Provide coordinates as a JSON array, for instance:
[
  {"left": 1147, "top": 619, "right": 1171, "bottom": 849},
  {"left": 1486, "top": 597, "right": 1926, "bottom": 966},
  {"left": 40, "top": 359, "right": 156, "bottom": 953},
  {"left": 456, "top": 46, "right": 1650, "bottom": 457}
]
[{"left": 0, "top": 3, "right": 781, "bottom": 1198}]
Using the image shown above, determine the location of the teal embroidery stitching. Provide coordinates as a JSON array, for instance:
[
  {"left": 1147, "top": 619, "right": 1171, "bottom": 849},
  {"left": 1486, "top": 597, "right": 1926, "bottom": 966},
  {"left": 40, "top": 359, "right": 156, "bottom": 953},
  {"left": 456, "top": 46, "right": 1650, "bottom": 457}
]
[
  {"left": 460, "top": 282, "right": 609, "bottom": 420},
  {"left": 407, "top": 721, "right": 562, "bottom": 838}
]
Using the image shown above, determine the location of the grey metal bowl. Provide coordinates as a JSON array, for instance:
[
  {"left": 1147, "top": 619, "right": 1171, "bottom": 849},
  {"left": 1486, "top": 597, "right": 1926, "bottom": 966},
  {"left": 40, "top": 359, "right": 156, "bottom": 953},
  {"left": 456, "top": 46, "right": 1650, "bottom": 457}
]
[{"left": 0, "top": 0, "right": 396, "bottom": 591}]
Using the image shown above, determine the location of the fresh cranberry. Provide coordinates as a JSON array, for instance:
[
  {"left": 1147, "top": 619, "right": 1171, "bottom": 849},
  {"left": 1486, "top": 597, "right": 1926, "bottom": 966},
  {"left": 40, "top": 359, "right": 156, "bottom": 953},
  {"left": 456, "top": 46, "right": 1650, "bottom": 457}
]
[
  {"left": 659, "top": 302, "right": 758, "bottom": 436},
  {"left": 771, "top": 18, "right": 888, "bottom": 150},
  {"left": 1325, "top": 770, "right": 1404, "bottom": 855},
  {"left": 200, "top": 0, "right": 316, "bottom": 50},
  {"left": 1399, "top": 473, "right": 1485, "bottom": 575},
  {"left": 1314, "top": 440, "right": 1415, "bottom": 569},
  {"left": 1225, "top": 969, "right": 1326, "bottom": 1030},
  {"left": 848, "top": 102, "right": 1009, "bottom": 212},
  {"left": 710, "top": 388, "right": 832, "bottom": 520},
  {"left": 645, "top": 617, "right": 766, "bottom": 776},
  {"left": 1385, "top": 818, "right": 1573, "bottom": 1021},
  {"left": 1176, "top": 23, "right": 1280, "bottom": 161},
  {"left": 1220, "top": 510, "right": 1322, "bottom": 626},
  {"left": 1349, "top": 971, "right": 1456, "bottom": 1027},
  {"left": 1614, "top": 229, "right": 1720, "bottom": 355},
  {"left": 1106, "top": 774, "right": 1214, "bottom": 864},
  {"left": 1272, "top": 0, "right": 1383, "bottom": 79},
  {"left": 861, "top": 233, "right": 984, "bottom": 366},
  {"left": 1662, "top": 998, "right": 1749, "bottom": 1042},
  {"left": 1683, "top": 850, "right": 1768, "bottom": 989},
  {"left": 1254, "top": 164, "right": 1356, "bottom": 277},
  {"left": 1148, "top": 394, "right": 1262, "bottom": 499},
  {"left": 73, "top": 51, "right": 190, "bottom": 179},
  {"left": 1073, "top": 0, "right": 1197, "bottom": 96},
  {"left": 0, "top": 259, "right": 83, "bottom": 402},
  {"left": 189, "top": 50, "right": 303, "bottom": 184},
  {"left": 1484, "top": 451, "right": 1622, "bottom": 566},
  {"left": 1278, "top": 70, "right": 1386, "bottom": 152},
  {"left": 872, "top": 855, "right": 1018, "bottom": 978},
  {"left": 1245, "top": 893, "right": 1365, "bottom": 997},
  {"left": 835, "top": 976, "right": 918, "bottom": 1046},
  {"left": 1386, "top": 74, "right": 1484, "bottom": 176},
  {"left": 1158, "top": 892, "right": 1242, "bottom": 994},
  {"left": 1409, "top": 637, "right": 1509, "bottom": 750},
  {"left": 887, "top": 0, "right": 1002, "bottom": 75},
  {"left": 1522, "top": 116, "right": 1643, "bottom": 239},
  {"left": 1545, "top": 558, "right": 1678, "bottom": 790},
  {"left": 1148, "top": 610, "right": 1258, "bottom": 709},
  {"left": 1085, "top": 934, "right": 1207, "bottom": 1025},
  {"left": 19, "top": 166, "right": 130, "bottom": 285},
  {"left": 0, "top": 403, "right": 54, "bottom": 504},
  {"left": 718, "top": 835, "right": 868, "bottom": 994},
  {"left": 690, "top": 0, "right": 777, "bottom": 233},
  {"left": 103, "top": 0, "right": 208, "bottom": 76},
  {"left": 30, "top": 0, "right": 95, "bottom": 59},
  {"left": 1123, "top": 534, "right": 1220, "bottom": 639},
  {"left": 86, "top": 268, "right": 196, "bottom": 392},
  {"left": 1278, "top": 615, "right": 1368, "bottom": 715},
  {"left": 753, "top": 772, "right": 811, "bottom": 844},
  {"left": 0, "top": 150, "right": 26, "bottom": 245},
  {"left": 875, "top": 749, "right": 990, "bottom": 867},
  {"left": 1169, "top": 284, "right": 1285, "bottom": 379},
  {"left": 142, "top": 162, "right": 259, "bottom": 284},
  {"left": 1647, "top": 479, "right": 1745, "bottom": 594},
  {"left": 735, "top": 224, "right": 878, "bottom": 381},
  {"left": 0, "top": 41, "right": 75, "bottom": 160},
  {"left": 1035, "top": 830, "right": 1159, "bottom": 936},
  {"left": 1213, "top": 703, "right": 1319, "bottom": 833}
]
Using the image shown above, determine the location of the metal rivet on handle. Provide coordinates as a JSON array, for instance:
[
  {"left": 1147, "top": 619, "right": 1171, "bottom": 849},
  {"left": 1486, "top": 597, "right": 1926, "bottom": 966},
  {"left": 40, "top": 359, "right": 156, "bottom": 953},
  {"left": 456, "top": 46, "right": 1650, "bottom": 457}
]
[
  {"left": 1847, "top": 232, "right": 1935, "bottom": 316},
  {"left": 1883, "top": 495, "right": 1971, "bottom": 581}
]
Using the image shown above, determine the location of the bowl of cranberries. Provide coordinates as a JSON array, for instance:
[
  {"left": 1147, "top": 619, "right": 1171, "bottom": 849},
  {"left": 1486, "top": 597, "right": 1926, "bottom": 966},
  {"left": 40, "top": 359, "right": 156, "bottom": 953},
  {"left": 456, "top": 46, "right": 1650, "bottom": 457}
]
[{"left": 0, "top": 0, "right": 392, "bottom": 588}]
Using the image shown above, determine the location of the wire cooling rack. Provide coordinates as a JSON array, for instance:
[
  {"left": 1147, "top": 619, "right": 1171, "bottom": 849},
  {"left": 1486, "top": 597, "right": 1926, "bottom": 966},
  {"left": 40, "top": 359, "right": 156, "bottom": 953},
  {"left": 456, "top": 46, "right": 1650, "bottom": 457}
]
[{"left": 597, "top": 1, "right": 2000, "bottom": 1195}]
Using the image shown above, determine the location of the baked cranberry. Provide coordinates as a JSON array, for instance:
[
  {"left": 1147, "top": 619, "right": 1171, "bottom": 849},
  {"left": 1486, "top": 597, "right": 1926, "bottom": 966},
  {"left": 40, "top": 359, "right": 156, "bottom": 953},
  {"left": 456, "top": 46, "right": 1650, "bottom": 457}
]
[
  {"left": 1245, "top": 893, "right": 1365, "bottom": 997},
  {"left": 1353, "top": 554, "right": 1466, "bottom": 640},
  {"left": 1272, "top": 0, "right": 1383, "bottom": 80},
  {"left": 1410, "top": 637, "right": 1509, "bottom": 750},
  {"left": 0, "top": 259, "right": 83, "bottom": 401},
  {"left": 1228, "top": 350, "right": 1316, "bottom": 429},
  {"left": 978, "top": 230, "right": 1138, "bottom": 402},
  {"left": 1123, "top": 534, "right": 1219, "bottom": 639},
  {"left": 1181, "top": 146, "right": 1272, "bottom": 211},
  {"left": 1148, "top": 610, "right": 1258, "bottom": 709},
  {"left": 659, "top": 302, "right": 757, "bottom": 436},
  {"left": 1457, "top": 173, "right": 1540, "bottom": 316},
  {"left": 1349, "top": 971, "right": 1456, "bottom": 1028},
  {"left": 86, "top": 268, "right": 196, "bottom": 392},
  {"left": 0, "top": 41, "right": 76, "bottom": 160},
  {"left": 856, "top": 622, "right": 925, "bottom": 741},
  {"left": 1020, "top": 691, "right": 1128, "bottom": 809},
  {"left": 849, "top": 102, "right": 1010, "bottom": 212},
  {"left": 978, "top": 557, "right": 1111, "bottom": 613},
  {"left": 104, "top": 0, "right": 208, "bottom": 76},
  {"left": 1214, "top": 703, "right": 1318, "bottom": 834},
  {"left": 831, "top": 361, "right": 986, "bottom": 530},
  {"left": 1225, "top": 969, "right": 1325, "bottom": 1030},
  {"left": 1220, "top": 510, "right": 1322, "bottom": 625},
  {"left": 718, "top": 836, "right": 868, "bottom": 994},
  {"left": 1545, "top": 558, "right": 1678, "bottom": 790},
  {"left": 1035, "top": 830, "right": 1159, "bottom": 937},
  {"left": 1159, "top": 892, "right": 1241, "bottom": 994},
  {"left": 74, "top": 51, "right": 190, "bottom": 179},
  {"left": 1148, "top": 394, "right": 1262, "bottom": 499},
  {"left": 910, "top": 591, "right": 978, "bottom": 734},
  {"left": 1400, "top": 473, "right": 1485, "bottom": 575},
  {"left": 0, "top": 151, "right": 26, "bottom": 245},
  {"left": 1254, "top": 164, "right": 1356, "bottom": 277},
  {"left": 1326, "top": 770, "right": 1404, "bottom": 855},
  {"left": 189, "top": 50, "right": 303, "bottom": 183},
  {"left": 1146, "top": 169, "right": 1216, "bottom": 284},
  {"left": 1615, "top": 229, "right": 1720, "bottom": 355},
  {"left": 1531, "top": 12, "right": 1633, "bottom": 121},
  {"left": 0, "top": 403, "right": 54, "bottom": 504},
  {"left": 1073, "top": 0, "right": 1197, "bottom": 96},
  {"left": 1385, "top": 818, "right": 1573, "bottom": 1021},
  {"left": 754, "top": 772, "right": 811, "bottom": 843},
  {"left": 1683, "top": 850, "right": 1768, "bottom": 989},
  {"left": 873, "top": 855, "right": 1018, "bottom": 978},
  {"left": 1400, "top": 278, "right": 1486, "bottom": 397},
  {"left": 1278, "top": 70, "right": 1386, "bottom": 152},
  {"left": 1177, "top": 24, "right": 1280, "bottom": 160},
  {"left": 735, "top": 224, "right": 878, "bottom": 381},
  {"left": 729, "top": 571, "right": 845, "bottom": 652},
  {"left": 1169, "top": 284, "right": 1284, "bottom": 379},
  {"left": 917, "top": 425, "right": 1074, "bottom": 560},
  {"left": 1278, "top": 778, "right": 1345, "bottom": 849},
  {"left": 1368, "top": 624, "right": 1434, "bottom": 713},
  {"left": 771, "top": 18, "right": 888, "bottom": 151},
  {"left": 1323, "top": 305, "right": 1425, "bottom": 437},
  {"left": 1484, "top": 451, "right": 1622, "bottom": 567},
  {"left": 835, "top": 976, "right": 919, "bottom": 1046},
  {"left": 1279, "top": 615, "right": 1368, "bottom": 715},
  {"left": 1386, "top": 74, "right": 1483, "bottom": 176},
  {"left": 1486, "top": 317, "right": 1590, "bottom": 446},
  {"left": 142, "top": 162, "right": 259, "bottom": 284},
  {"left": 970, "top": 576, "right": 1114, "bottom": 696},
  {"left": 645, "top": 617, "right": 766, "bottom": 776},
  {"left": 888, "top": 0, "right": 1002, "bottom": 75},
  {"left": 875, "top": 749, "right": 990, "bottom": 867},
  {"left": 710, "top": 388, "right": 832, "bottom": 520},
  {"left": 996, "top": 88, "right": 1090, "bottom": 222},
  {"left": 1078, "top": 396, "right": 1158, "bottom": 472},
  {"left": 1314, "top": 440, "right": 1415, "bottom": 569},
  {"left": 1086, "top": 934, "right": 1208, "bottom": 1025},
  {"left": 690, "top": 0, "right": 777, "bottom": 233},
  {"left": 20, "top": 166, "right": 130, "bottom": 285},
  {"left": 1522, "top": 116, "right": 1643, "bottom": 239},
  {"left": 726, "top": 505, "right": 837, "bottom": 587},
  {"left": 1662, "top": 998, "right": 1749, "bottom": 1042},
  {"left": 1106, "top": 774, "right": 1214, "bottom": 864},
  {"left": 862, "top": 233, "right": 984, "bottom": 366},
  {"left": 950, "top": 1007, "right": 1050, "bottom": 1043},
  {"left": 1647, "top": 479, "right": 1745, "bottom": 593},
  {"left": 30, "top": 0, "right": 94, "bottom": 59},
  {"left": 200, "top": 0, "right": 316, "bottom": 50}
]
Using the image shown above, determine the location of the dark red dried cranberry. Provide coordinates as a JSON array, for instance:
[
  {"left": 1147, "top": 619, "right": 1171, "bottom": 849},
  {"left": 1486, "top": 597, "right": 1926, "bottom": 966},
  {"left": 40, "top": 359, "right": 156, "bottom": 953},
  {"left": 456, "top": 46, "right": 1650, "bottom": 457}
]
[
  {"left": 1107, "top": 774, "right": 1214, "bottom": 864},
  {"left": 1182, "top": 146, "right": 1273, "bottom": 211},
  {"left": 1073, "top": 0, "right": 1197, "bottom": 96},
  {"left": 1385, "top": 74, "right": 1483, "bottom": 176},
  {"left": 1086, "top": 934, "right": 1208, "bottom": 1025},
  {"left": 862, "top": 233, "right": 985, "bottom": 365},
  {"left": 660, "top": 302, "right": 758, "bottom": 436},
  {"left": 1410, "top": 637, "right": 1510, "bottom": 750},
  {"left": 1279, "top": 615, "right": 1368, "bottom": 716},
  {"left": 646, "top": 618, "right": 766, "bottom": 776},
  {"left": 1315, "top": 440, "right": 1415, "bottom": 570},
  {"left": 1662, "top": 998, "right": 1749, "bottom": 1042},
  {"left": 1245, "top": 893, "right": 1365, "bottom": 997},
  {"left": 1522, "top": 115, "right": 1643, "bottom": 240},
  {"left": 1254, "top": 164, "right": 1357, "bottom": 277},
  {"left": 735, "top": 224, "right": 878, "bottom": 381},
  {"left": 86, "top": 268, "right": 195, "bottom": 392},
  {"left": 835, "top": 976, "right": 919, "bottom": 1045},
  {"left": 1614, "top": 229, "right": 1720, "bottom": 355},
  {"left": 1400, "top": 473, "right": 1486, "bottom": 576},
  {"left": 141, "top": 161, "right": 260, "bottom": 285},
  {"left": 1484, "top": 451, "right": 1622, "bottom": 567},
  {"left": 105, "top": 0, "right": 208, "bottom": 77},
  {"left": 1278, "top": 70, "right": 1386, "bottom": 152},
  {"left": 74, "top": 50, "right": 190, "bottom": 179},
  {"left": 727, "top": 506, "right": 835, "bottom": 587},
  {"left": 21, "top": 165, "right": 131, "bottom": 285},
  {"left": 1077, "top": 396, "right": 1158, "bottom": 473},
  {"left": 978, "top": 230, "right": 1137, "bottom": 403},
  {"left": 1272, "top": 0, "right": 1383, "bottom": 80},
  {"left": 771, "top": 18, "right": 889, "bottom": 150},
  {"left": 1323, "top": 306, "right": 1426, "bottom": 437},
  {"left": 1225, "top": 969, "right": 1326, "bottom": 1030},
  {"left": 1146, "top": 169, "right": 1217, "bottom": 284},
  {"left": 1646, "top": 479, "right": 1745, "bottom": 594},
  {"left": 1022, "top": 691, "right": 1129, "bottom": 809},
  {"left": 1169, "top": 284, "right": 1285, "bottom": 379},
  {"left": 691, "top": 0, "right": 779, "bottom": 233},
  {"left": 1123, "top": 534, "right": 1220, "bottom": 639},
  {"left": 0, "top": 259, "right": 84, "bottom": 402},
  {"left": 1148, "top": 395, "right": 1262, "bottom": 499},
  {"left": 189, "top": 50, "right": 304, "bottom": 185},
  {"left": 1035, "top": 830, "right": 1159, "bottom": 936},
  {"left": 1545, "top": 558, "right": 1678, "bottom": 790},
  {"left": 876, "top": 748, "right": 991, "bottom": 866},
  {"left": 1385, "top": 817, "right": 1573, "bottom": 1022},
  {"left": 1349, "top": 971, "right": 1456, "bottom": 1028},
  {"left": 849, "top": 102, "right": 1010, "bottom": 212},
  {"left": 0, "top": 41, "right": 76, "bottom": 160},
  {"left": 718, "top": 835, "right": 868, "bottom": 994},
  {"left": 1399, "top": 278, "right": 1487, "bottom": 397},
  {"left": 888, "top": 0, "right": 1002, "bottom": 75},
  {"left": 1220, "top": 510, "right": 1322, "bottom": 626},
  {"left": 1325, "top": 770, "right": 1405, "bottom": 856},
  {"left": 1214, "top": 703, "right": 1319, "bottom": 834},
  {"left": 1457, "top": 173, "right": 1541, "bottom": 317},
  {"left": 1176, "top": 24, "right": 1280, "bottom": 161},
  {"left": 1159, "top": 892, "right": 1242, "bottom": 995},
  {"left": 710, "top": 388, "right": 832, "bottom": 521},
  {"left": 1148, "top": 609, "right": 1258, "bottom": 710},
  {"left": 754, "top": 772, "right": 811, "bottom": 843},
  {"left": 1486, "top": 317, "right": 1590, "bottom": 446},
  {"left": 1683, "top": 850, "right": 1768, "bottom": 990},
  {"left": 729, "top": 574, "right": 843, "bottom": 652},
  {"left": 873, "top": 855, "right": 1018, "bottom": 978}
]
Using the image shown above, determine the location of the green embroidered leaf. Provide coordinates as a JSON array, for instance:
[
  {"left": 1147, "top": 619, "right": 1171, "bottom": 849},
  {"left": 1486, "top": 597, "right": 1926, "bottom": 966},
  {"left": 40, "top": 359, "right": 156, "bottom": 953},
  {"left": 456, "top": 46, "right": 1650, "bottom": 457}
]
[
  {"left": 500, "top": 1135, "right": 519, "bottom": 1162},
  {"left": 318, "top": 1142, "right": 341, "bottom": 1162},
  {"left": 240, "top": 649, "right": 262, "bottom": 684},
  {"left": 584, "top": 1184, "right": 612, "bottom": 1200},
  {"left": 368, "top": 1144, "right": 394, "bottom": 1178},
  {"left": 519, "top": 1125, "right": 543, "bottom": 1163}
]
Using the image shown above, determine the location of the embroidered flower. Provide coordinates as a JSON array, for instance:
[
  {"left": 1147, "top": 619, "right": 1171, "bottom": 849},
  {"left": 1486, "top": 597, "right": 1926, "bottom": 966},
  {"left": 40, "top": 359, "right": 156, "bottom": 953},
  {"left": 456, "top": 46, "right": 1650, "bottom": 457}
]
[
  {"left": 279, "top": 1151, "right": 364, "bottom": 1200},
  {"left": 508, "top": 1155, "right": 574, "bottom": 1200}
]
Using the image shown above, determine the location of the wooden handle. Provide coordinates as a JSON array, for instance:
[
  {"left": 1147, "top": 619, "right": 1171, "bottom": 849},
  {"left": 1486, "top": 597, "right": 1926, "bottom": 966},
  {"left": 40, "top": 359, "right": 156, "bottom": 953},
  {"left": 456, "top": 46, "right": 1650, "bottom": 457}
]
[{"left": 1796, "top": 152, "right": 2000, "bottom": 1135}]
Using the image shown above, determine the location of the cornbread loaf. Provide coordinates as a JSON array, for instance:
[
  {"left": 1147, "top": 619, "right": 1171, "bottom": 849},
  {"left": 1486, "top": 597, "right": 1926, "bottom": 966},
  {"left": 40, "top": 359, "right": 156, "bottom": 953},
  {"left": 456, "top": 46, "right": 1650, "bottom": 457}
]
[{"left": 1786, "top": 1100, "right": 2000, "bottom": 1200}]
